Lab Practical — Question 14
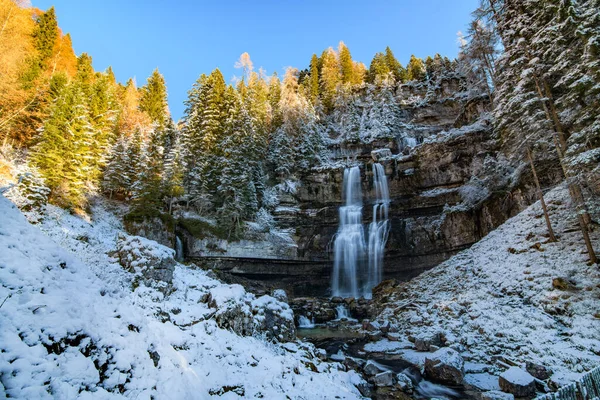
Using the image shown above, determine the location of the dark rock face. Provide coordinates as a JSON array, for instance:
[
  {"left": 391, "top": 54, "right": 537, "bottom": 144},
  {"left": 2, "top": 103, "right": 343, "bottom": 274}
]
[{"left": 179, "top": 79, "right": 563, "bottom": 298}]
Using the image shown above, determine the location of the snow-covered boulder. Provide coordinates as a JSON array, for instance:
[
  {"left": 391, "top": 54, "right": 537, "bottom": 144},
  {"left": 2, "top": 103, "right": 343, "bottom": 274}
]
[
  {"left": 395, "top": 373, "right": 413, "bottom": 391},
  {"left": 481, "top": 390, "right": 515, "bottom": 400},
  {"left": 114, "top": 234, "right": 176, "bottom": 290},
  {"left": 424, "top": 347, "right": 465, "bottom": 385},
  {"left": 414, "top": 331, "right": 442, "bottom": 352},
  {"left": 252, "top": 295, "right": 295, "bottom": 342},
  {"left": 498, "top": 367, "right": 536, "bottom": 398},
  {"left": 373, "top": 371, "right": 394, "bottom": 387},
  {"left": 363, "top": 360, "right": 384, "bottom": 376},
  {"left": 207, "top": 285, "right": 295, "bottom": 342}
]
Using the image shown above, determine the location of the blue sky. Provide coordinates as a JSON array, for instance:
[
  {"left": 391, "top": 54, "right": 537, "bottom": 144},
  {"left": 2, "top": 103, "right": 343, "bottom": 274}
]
[{"left": 34, "top": 0, "right": 479, "bottom": 120}]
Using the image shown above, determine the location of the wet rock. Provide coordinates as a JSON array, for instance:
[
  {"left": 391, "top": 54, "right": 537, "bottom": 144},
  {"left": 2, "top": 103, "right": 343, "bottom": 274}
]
[
  {"left": 395, "top": 373, "right": 413, "bottom": 392},
  {"left": 331, "top": 296, "right": 343, "bottom": 303},
  {"left": 373, "top": 371, "right": 394, "bottom": 387},
  {"left": 498, "top": 367, "right": 536, "bottom": 398},
  {"left": 424, "top": 348, "right": 465, "bottom": 385},
  {"left": 481, "top": 390, "right": 515, "bottom": 400},
  {"left": 364, "top": 360, "right": 384, "bottom": 376},
  {"left": 366, "top": 321, "right": 381, "bottom": 332},
  {"left": 525, "top": 361, "right": 551, "bottom": 380}
]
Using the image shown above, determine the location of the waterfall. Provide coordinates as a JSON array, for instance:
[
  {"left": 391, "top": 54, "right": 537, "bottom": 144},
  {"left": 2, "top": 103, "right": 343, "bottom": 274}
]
[
  {"left": 332, "top": 166, "right": 366, "bottom": 299},
  {"left": 175, "top": 236, "right": 184, "bottom": 262},
  {"left": 332, "top": 164, "right": 391, "bottom": 299},
  {"left": 298, "top": 315, "right": 315, "bottom": 328},
  {"left": 367, "top": 163, "right": 390, "bottom": 296}
]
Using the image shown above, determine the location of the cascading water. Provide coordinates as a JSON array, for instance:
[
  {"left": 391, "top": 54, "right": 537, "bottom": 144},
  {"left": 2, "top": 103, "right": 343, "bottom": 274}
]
[
  {"left": 367, "top": 163, "right": 390, "bottom": 295},
  {"left": 298, "top": 315, "right": 315, "bottom": 328},
  {"left": 332, "top": 164, "right": 391, "bottom": 299},
  {"left": 175, "top": 236, "right": 184, "bottom": 262},
  {"left": 332, "top": 166, "right": 366, "bottom": 299}
]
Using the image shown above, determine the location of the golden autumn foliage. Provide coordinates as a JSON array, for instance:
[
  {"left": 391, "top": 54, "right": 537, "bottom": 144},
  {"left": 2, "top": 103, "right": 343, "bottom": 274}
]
[{"left": 0, "top": 0, "right": 77, "bottom": 145}]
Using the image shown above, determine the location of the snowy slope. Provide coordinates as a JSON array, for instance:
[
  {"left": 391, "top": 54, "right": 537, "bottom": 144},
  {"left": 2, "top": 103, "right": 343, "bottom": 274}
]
[
  {"left": 0, "top": 196, "right": 363, "bottom": 399},
  {"left": 375, "top": 187, "right": 600, "bottom": 386}
]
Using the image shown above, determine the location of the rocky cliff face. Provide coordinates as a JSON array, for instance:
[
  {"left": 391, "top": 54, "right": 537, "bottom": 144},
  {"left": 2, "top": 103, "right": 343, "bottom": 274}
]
[{"left": 175, "top": 78, "right": 564, "bottom": 297}]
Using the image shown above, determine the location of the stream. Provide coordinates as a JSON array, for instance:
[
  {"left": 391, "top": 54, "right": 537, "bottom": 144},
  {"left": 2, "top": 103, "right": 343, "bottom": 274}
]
[{"left": 297, "top": 320, "right": 478, "bottom": 400}]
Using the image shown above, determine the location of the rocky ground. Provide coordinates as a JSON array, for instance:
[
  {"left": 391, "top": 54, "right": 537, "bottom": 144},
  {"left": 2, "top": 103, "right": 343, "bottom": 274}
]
[{"left": 339, "top": 186, "right": 600, "bottom": 399}]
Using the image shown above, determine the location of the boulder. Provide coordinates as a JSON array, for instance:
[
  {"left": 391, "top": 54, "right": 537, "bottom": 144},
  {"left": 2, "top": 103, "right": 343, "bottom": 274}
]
[
  {"left": 481, "top": 390, "right": 515, "bottom": 400},
  {"left": 395, "top": 373, "right": 413, "bottom": 391},
  {"left": 373, "top": 371, "right": 394, "bottom": 387},
  {"left": 525, "top": 361, "right": 551, "bottom": 380},
  {"left": 414, "top": 332, "right": 442, "bottom": 352},
  {"left": 424, "top": 348, "right": 465, "bottom": 385},
  {"left": 498, "top": 367, "right": 536, "bottom": 398},
  {"left": 114, "top": 234, "right": 176, "bottom": 291},
  {"left": 207, "top": 285, "right": 295, "bottom": 342},
  {"left": 364, "top": 360, "right": 384, "bottom": 376}
]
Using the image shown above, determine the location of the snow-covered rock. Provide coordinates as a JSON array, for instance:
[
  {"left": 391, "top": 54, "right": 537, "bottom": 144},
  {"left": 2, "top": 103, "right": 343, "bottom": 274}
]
[
  {"left": 424, "top": 347, "right": 465, "bottom": 385},
  {"left": 374, "top": 187, "right": 600, "bottom": 386},
  {"left": 0, "top": 196, "right": 362, "bottom": 399},
  {"left": 395, "top": 372, "right": 413, "bottom": 391},
  {"left": 481, "top": 390, "right": 515, "bottom": 400},
  {"left": 373, "top": 371, "right": 394, "bottom": 387},
  {"left": 114, "top": 234, "right": 176, "bottom": 290},
  {"left": 498, "top": 367, "right": 536, "bottom": 398}
]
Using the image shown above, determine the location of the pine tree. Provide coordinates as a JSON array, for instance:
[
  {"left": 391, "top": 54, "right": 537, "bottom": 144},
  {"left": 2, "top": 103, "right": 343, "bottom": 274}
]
[
  {"left": 319, "top": 47, "right": 340, "bottom": 113},
  {"left": 407, "top": 55, "right": 426, "bottom": 81},
  {"left": 267, "top": 72, "right": 282, "bottom": 132},
  {"left": 139, "top": 68, "right": 169, "bottom": 130},
  {"left": 368, "top": 52, "right": 390, "bottom": 84},
  {"left": 307, "top": 54, "right": 320, "bottom": 104},
  {"left": 338, "top": 41, "right": 354, "bottom": 84},
  {"left": 32, "top": 80, "right": 95, "bottom": 209},
  {"left": 384, "top": 46, "right": 407, "bottom": 83},
  {"left": 33, "top": 6, "right": 58, "bottom": 62}
]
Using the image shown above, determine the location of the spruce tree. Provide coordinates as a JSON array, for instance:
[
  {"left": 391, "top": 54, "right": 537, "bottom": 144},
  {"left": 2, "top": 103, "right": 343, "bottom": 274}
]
[
  {"left": 338, "top": 41, "right": 354, "bottom": 84},
  {"left": 308, "top": 54, "right": 320, "bottom": 104},
  {"left": 384, "top": 46, "right": 407, "bottom": 83},
  {"left": 319, "top": 47, "right": 340, "bottom": 113},
  {"left": 139, "top": 68, "right": 169, "bottom": 130},
  {"left": 407, "top": 55, "right": 426, "bottom": 81}
]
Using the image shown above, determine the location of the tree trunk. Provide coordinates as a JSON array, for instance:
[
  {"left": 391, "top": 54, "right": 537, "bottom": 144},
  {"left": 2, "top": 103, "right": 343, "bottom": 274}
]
[{"left": 527, "top": 147, "right": 557, "bottom": 242}]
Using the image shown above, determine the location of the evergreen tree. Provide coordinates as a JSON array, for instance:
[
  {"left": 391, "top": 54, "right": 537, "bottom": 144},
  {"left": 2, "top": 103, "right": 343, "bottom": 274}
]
[
  {"left": 338, "top": 41, "right": 354, "bottom": 84},
  {"left": 307, "top": 54, "right": 320, "bottom": 104},
  {"left": 267, "top": 73, "right": 282, "bottom": 131},
  {"left": 407, "top": 55, "right": 426, "bottom": 81},
  {"left": 139, "top": 68, "right": 169, "bottom": 130},
  {"left": 319, "top": 47, "right": 340, "bottom": 113},
  {"left": 368, "top": 52, "right": 390, "bottom": 84},
  {"left": 384, "top": 46, "right": 407, "bottom": 83},
  {"left": 32, "top": 80, "right": 95, "bottom": 208}
]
